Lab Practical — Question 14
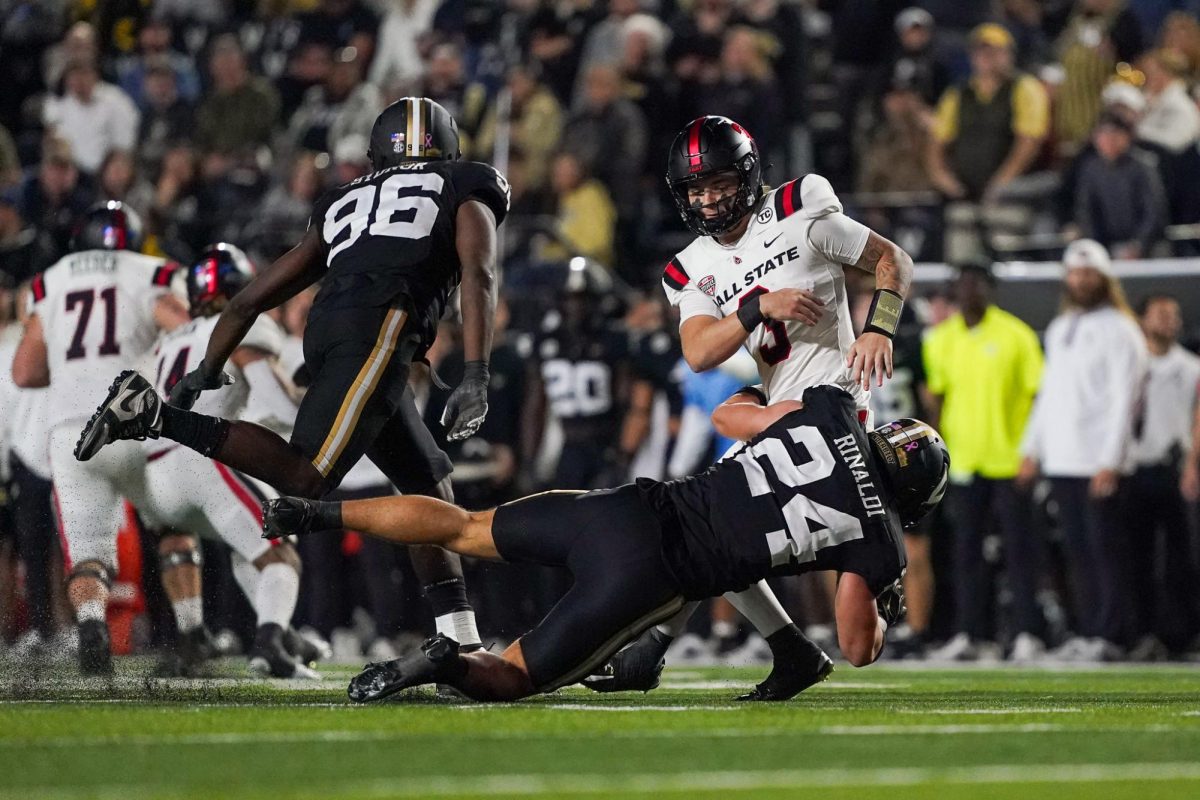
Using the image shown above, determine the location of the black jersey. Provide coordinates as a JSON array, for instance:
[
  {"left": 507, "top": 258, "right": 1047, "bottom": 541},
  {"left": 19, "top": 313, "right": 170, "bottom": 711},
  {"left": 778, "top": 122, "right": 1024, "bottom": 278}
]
[
  {"left": 631, "top": 329, "right": 684, "bottom": 417},
  {"left": 638, "top": 385, "right": 905, "bottom": 600},
  {"left": 307, "top": 159, "right": 509, "bottom": 350},
  {"left": 534, "top": 322, "right": 630, "bottom": 442}
]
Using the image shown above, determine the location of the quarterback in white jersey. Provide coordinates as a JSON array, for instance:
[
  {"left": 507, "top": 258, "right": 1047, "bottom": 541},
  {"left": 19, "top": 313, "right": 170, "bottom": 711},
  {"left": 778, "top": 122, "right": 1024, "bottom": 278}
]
[
  {"left": 143, "top": 243, "right": 318, "bottom": 678},
  {"left": 11, "top": 202, "right": 189, "bottom": 675},
  {"left": 589, "top": 116, "right": 914, "bottom": 701}
]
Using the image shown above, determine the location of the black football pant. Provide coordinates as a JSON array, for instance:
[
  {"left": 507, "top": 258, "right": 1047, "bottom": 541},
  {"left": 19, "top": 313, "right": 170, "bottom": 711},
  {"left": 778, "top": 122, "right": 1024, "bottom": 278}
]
[
  {"left": 1050, "top": 477, "right": 1136, "bottom": 645},
  {"left": 1123, "top": 465, "right": 1200, "bottom": 650},
  {"left": 947, "top": 477, "right": 1042, "bottom": 641},
  {"left": 9, "top": 456, "right": 57, "bottom": 639}
]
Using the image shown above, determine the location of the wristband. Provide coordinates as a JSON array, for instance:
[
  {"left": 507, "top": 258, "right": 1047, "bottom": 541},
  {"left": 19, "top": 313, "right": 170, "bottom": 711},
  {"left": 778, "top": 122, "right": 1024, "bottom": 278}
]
[
  {"left": 462, "top": 360, "right": 490, "bottom": 385},
  {"left": 736, "top": 294, "right": 766, "bottom": 332},
  {"left": 863, "top": 289, "right": 903, "bottom": 338},
  {"left": 313, "top": 500, "right": 344, "bottom": 531}
]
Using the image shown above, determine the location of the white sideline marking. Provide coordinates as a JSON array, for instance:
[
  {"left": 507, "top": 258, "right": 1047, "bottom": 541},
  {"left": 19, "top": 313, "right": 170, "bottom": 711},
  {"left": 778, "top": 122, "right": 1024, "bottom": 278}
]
[
  {"left": 0, "top": 722, "right": 1183, "bottom": 749},
  {"left": 7, "top": 761, "right": 1200, "bottom": 799},
  {"left": 897, "top": 707, "right": 1083, "bottom": 715}
]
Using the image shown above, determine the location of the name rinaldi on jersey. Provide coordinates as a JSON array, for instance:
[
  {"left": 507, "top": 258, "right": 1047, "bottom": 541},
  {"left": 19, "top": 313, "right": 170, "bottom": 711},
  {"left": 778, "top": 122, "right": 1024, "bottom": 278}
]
[{"left": 662, "top": 173, "right": 871, "bottom": 408}]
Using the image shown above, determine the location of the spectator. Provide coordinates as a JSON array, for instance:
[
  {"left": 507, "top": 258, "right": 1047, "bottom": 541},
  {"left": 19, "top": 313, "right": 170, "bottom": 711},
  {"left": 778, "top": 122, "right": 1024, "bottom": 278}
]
[
  {"left": 248, "top": 151, "right": 324, "bottom": 261},
  {"left": 43, "top": 22, "right": 99, "bottom": 91},
  {"left": 0, "top": 190, "right": 54, "bottom": 285},
  {"left": 885, "top": 8, "right": 951, "bottom": 108},
  {"left": 1053, "top": 0, "right": 1146, "bottom": 153},
  {"left": 998, "top": 0, "right": 1054, "bottom": 69},
  {"left": 538, "top": 152, "right": 617, "bottom": 268},
  {"left": 1126, "top": 295, "right": 1200, "bottom": 657},
  {"left": 0, "top": 123, "right": 20, "bottom": 188},
  {"left": 370, "top": 0, "right": 438, "bottom": 92},
  {"left": 96, "top": 150, "right": 153, "bottom": 217},
  {"left": 148, "top": 144, "right": 206, "bottom": 258},
  {"left": 691, "top": 27, "right": 783, "bottom": 163},
  {"left": 573, "top": 0, "right": 643, "bottom": 104},
  {"left": 297, "top": 0, "right": 379, "bottom": 63},
  {"left": 668, "top": 0, "right": 734, "bottom": 92},
  {"left": 522, "top": 1, "right": 592, "bottom": 104},
  {"left": 331, "top": 133, "right": 371, "bottom": 186},
  {"left": 858, "top": 77, "right": 935, "bottom": 194},
  {"left": 473, "top": 63, "right": 563, "bottom": 191},
  {"left": 407, "top": 43, "right": 484, "bottom": 142},
  {"left": 136, "top": 58, "right": 195, "bottom": 174},
  {"left": 43, "top": 60, "right": 140, "bottom": 175},
  {"left": 1137, "top": 49, "right": 1200, "bottom": 155},
  {"left": 115, "top": 16, "right": 201, "bottom": 109},
  {"left": 923, "top": 264, "right": 1046, "bottom": 662},
  {"left": 619, "top": 13, "right": 677, "bottom": 159},
  {"left": 1072, "top": 112, "right": 1166, "bottom": 259},
  {"left": 1159, "top": 11, "right": 1200, "bottom": 82},
  {"left": 1019, "top": 240, "right": 1147, "bottom": 662},
  {"left": 287, "top": 47, "right": 381, "bottom": 155},
  {"left": 17, "top": 137, "right": 93, "bottom": 260},
  {"left": 195, "top": 35, "right": 281, "bottom": 157},
  {"left": 562, "top": 64, "right": 647, "bottom": 229},
  {"left": 736, "top": 0, "right": 808, "bottom": 136},
  {"left": 928, "top": 24, "right": 1050, "bottom": 202}
]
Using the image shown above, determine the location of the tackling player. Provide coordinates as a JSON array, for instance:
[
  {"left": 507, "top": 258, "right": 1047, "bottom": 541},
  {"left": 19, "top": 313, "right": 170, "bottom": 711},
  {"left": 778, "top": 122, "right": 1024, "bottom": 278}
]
[
  {"left": 11, "top": 202, "right": 190, "bottom": 674},
  {"left": 76, "top": 98, "right": 509, "bottom": 652},
  {"left": 592, "top": 116, "right": 915, "bottom": 699},
  {"left": 263, "top": 387, "right": 948, "bottom": 703}
]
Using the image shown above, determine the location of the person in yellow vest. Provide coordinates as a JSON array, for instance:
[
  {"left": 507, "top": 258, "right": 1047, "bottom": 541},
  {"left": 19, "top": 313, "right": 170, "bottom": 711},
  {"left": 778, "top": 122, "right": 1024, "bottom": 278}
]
[{"left": 923, "top": 262, "right": 1045, "bottom": 661}]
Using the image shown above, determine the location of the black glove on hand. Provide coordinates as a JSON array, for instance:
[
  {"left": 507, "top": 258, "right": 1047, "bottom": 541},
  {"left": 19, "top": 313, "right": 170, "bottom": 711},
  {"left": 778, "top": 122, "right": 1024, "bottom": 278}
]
[
  {"left": 876, "top": 578, "right": 907, "bottom": 627},
  {"left": 168, "top": 362, "right": 235, "bottom": 410},
  {"left": 440, "top": 360, "right": 489, "bottom": 441}
]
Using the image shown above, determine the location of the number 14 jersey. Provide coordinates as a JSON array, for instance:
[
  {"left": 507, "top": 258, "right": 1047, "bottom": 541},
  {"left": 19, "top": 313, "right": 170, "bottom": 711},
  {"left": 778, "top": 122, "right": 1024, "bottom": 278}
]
[{"left": 662, "top": 174, "right": 871, "bottom": 409}]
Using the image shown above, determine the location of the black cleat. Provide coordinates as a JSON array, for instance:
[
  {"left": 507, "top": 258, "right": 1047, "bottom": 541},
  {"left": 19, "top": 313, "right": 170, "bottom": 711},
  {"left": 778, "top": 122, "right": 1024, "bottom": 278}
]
[
  {"left": 736, "top": 625, "right": 834, "bottom": 702},
  {"left": 284, "top": 626, "right": 330, "bottom": 666},
  {"left": 348, "top": 634, "right": 465, "bottom": 703},
  {"left": 155, "top": 626, "right": 217, "bottom": 677},
  {"left": 75, "top": 371, "right": 162, "bottom": 461},
  {"left": 249, "top": 623, "right": 318, "bottom": 679},
  {"left": 78, "top": 619, "right": 113, "bottom": 676},
  {"left": 581, "top": 627, "right": 671, "bottom": 693},
  {"left": 262, "top": 497, "right": 322, "bottom": 539}
]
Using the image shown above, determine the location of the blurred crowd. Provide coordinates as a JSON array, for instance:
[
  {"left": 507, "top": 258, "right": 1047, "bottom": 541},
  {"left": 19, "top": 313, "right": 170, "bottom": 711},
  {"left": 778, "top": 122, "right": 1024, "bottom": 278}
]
[{"left": 2, "top": 0, "right": 1200, "bottom": 667}]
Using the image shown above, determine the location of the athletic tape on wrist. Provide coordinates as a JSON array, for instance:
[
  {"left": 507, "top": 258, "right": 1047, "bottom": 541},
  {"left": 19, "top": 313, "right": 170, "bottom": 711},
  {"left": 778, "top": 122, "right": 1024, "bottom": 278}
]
[
  {"left": 736, "top": 294, "right": 765, "bottom": 332},
  {"left": 864, "top": 289, "right": 903, "bottom": 338}
]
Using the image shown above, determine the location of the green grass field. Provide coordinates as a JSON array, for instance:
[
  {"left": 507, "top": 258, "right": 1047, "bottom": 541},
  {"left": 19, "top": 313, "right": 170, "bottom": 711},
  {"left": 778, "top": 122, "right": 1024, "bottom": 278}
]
[{"left": 2, "top": 662, "right": 1200, "bottom": 799}]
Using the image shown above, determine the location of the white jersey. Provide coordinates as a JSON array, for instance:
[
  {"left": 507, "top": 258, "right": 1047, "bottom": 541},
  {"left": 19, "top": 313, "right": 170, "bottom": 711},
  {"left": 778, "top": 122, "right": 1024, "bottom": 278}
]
[
  {"left": 1131, "top": 344, "right": 1200, "bottom": 468},
  {"left": 30, "top": 250, "right": 174, "bottom": 431},
  {"left": 662, "top": 174, "right": 871, "bottom": 408},
  {"left": 151, "top": 314, "right": 287, "bottom": 422}
]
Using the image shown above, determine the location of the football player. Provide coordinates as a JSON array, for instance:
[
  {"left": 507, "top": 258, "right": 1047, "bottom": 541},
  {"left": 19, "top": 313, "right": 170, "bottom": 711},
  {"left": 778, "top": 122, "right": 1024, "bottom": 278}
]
[
  {"left": 592, "top": 116, "right": 916, "bottom": 699},
  {"left": 263, "top": 386, "right": 948, "bottom": 703},
  {"left": 142, "top": 243, "right": 318, "bottom": 678},
  {"left": 76, "top": 98, "right": 509, "bottom": 652},
  {"left": 11, "top": 202, "right": 191, "bottom": 674}
]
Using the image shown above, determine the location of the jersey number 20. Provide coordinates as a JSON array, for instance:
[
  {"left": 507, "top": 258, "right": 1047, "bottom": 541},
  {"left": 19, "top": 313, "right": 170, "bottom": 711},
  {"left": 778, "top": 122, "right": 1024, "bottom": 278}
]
[
  {"left": 323, "top": 173, "right": 445, "bottom": 264},
  {"left": 734, "top": 424, "right": 864, "bottom": 567}
]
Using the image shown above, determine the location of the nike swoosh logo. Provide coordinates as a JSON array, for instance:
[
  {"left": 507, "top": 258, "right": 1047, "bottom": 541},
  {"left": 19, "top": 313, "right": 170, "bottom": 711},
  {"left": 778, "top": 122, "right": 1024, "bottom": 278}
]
[{"left": 764, "top": 234, "right": 783, "bottom": 248}]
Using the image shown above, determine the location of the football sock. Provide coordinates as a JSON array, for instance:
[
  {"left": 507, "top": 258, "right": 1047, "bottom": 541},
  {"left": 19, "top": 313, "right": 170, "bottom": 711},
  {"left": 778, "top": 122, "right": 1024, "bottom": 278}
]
[
  {"left": 435, "top": 611, "right": 482, "bottom": 649},
  {"left": 160, "top": 405, "right": 231, "bottom": 458},
  {"left": 725, "top": 581, "right": 791, "bottom": 638},
  {"left": 255, "top": 563, "right": 300, "bottom": 629},
  {"left": 425, "top": 576, "right": 481, "bottom": 647},
  {"left": 77, "top": 600, "right": 106, "bottom": 623},
  {"left": 171, "top": 597, "right": 204, "bottom": 633},
  {"left": 230, "top": 554, "right": 259, "bottom": 608}
]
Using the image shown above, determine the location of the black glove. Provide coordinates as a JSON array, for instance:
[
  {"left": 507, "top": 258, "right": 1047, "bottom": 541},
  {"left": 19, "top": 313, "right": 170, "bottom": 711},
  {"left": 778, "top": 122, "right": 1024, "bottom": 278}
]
[
  {"left": 168, "top": 362, "right": 234, "bottom": 410},
  {"left": 876, "top": 578, "right": 907, "bottom": 627},
  {"left": 440, "top": 360, "right": 489, "bottom": 442}
]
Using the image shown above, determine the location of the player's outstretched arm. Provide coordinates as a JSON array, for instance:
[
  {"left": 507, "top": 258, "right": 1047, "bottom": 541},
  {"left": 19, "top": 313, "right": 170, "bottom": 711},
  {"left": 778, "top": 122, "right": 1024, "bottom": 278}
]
[
  {"left": 441, "top": 199, "right": 498, "bottom": 441},
  {"left": 834, "top": 572, "right": 886, "bottom": 667},
  {"left": 172, "top": 229, "right": 325, "bottom": 409},
  {"left": 711, "top": 389, "right": 803, "bottom": 442}
]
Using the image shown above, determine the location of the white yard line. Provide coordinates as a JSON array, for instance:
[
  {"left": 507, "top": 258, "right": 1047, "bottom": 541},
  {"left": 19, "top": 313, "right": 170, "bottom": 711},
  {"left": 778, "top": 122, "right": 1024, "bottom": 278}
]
[
  {"left": 6, "top": 761, "right": 1200, "bottom": 799},
  {"left": 895, "top": 708, "right": 1083, "bottom": 715}
]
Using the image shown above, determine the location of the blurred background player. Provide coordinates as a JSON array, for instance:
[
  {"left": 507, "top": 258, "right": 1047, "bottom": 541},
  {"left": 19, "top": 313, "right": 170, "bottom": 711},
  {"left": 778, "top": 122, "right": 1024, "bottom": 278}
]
[
  {"left": 1019, "top": 240, "right": 1146, "bottom": 662},
  {"left": 12, "top": 201, "right": 189, "bottom": 674}
]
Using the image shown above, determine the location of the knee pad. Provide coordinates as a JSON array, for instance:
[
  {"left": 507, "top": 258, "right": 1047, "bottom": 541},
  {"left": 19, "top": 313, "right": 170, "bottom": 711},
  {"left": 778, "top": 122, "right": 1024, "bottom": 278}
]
[
  {"left": 159, "top": 546, "right": 203, "bottom": 572},
  {"left": 68, "top": 561, "right": 113, "bottom": 590}
]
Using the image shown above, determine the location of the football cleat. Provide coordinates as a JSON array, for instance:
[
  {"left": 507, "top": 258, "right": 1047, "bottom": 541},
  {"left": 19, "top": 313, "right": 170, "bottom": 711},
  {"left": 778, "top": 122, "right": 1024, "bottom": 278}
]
[
  {"left": 284, "top": 626, "right": 331, "bottom": 666},
  {"left": 262, "top": 497, "right": 319, "bottom": 539},
  {"left": 581, "top": 628, "right": 670, "bottom": 693},
  {"left": 736, "top": 629, "right": 834, "bottom": 702},
  {"left": 249, "top": 623, "right": 319, "bottom": 679},
  {"left": 78, "top": 619, "right": 113, "bottom": 677},
  {"left": 74, "top": 371, "right": 162, "bottom": 461},
  {"left": 348, "top": 634, "right": 463, "bottom": 703},
  {"left": 155, "top": 626, "right": 217, "bottom": 678}
]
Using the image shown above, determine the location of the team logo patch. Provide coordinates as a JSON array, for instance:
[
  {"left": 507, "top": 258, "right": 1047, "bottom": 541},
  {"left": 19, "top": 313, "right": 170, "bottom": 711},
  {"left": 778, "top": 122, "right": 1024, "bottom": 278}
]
[
  {"left": 390, "top": 132, "right": 405, "bottom": 153},
  {"left": 733, "top": 256, "right": 742, "bottom": 264},
  {"left": 757, "top": 206, "right": 774, "bottom": 224},
  {"left": 698, "top": 275, "right": 717, "bottom": 296}
]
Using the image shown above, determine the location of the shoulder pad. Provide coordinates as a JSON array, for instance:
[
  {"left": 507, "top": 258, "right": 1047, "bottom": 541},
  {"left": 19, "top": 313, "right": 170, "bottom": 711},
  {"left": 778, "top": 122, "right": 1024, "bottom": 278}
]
[
  {"left": 453, "top": 161, "right": 510, "bottom": 226},
  {"left": 771, "top": 174, "right": 842, "bottom": 221}
]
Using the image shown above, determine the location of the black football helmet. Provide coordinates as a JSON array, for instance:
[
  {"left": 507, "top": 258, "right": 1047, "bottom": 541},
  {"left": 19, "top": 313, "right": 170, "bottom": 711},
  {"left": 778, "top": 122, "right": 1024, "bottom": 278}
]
[
  {"left": 71, "top": 201, "right": 144, "bottom": 253},
  {"left": 868, "top": 419, "right": 950, "bottom": 529},
  {"left": 367, "top": 97, "right": 461, "bottom": 171},
  {"left": 666, "top": 115, "right": 764, "bottom": 237},
  {"left": 186, "top": 243, "right": 255, "bottom": 317}
]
